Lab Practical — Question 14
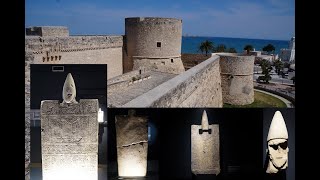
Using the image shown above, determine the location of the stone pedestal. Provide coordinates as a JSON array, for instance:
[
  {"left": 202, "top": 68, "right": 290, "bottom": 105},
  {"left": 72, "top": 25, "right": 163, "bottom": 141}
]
[
  {"left": 41, "top": 99, "right": 99, "bottom": 180},
  {"left": 115, "top": 111, "right": 148, "bottom": 177},
  {"left": 191, "top": 124, "right": 220, "bottom": 175}
]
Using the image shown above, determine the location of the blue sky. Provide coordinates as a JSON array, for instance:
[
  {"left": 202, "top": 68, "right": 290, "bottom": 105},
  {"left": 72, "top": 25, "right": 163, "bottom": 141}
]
[{"left": 26, "top": 0, "right": 295, "bottom": 40}]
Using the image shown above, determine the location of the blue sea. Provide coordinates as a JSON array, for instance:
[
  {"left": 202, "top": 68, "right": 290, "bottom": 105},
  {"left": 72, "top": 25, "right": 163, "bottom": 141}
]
[{"left": 182, "top": 36, "right": 289, "bottom": 55}]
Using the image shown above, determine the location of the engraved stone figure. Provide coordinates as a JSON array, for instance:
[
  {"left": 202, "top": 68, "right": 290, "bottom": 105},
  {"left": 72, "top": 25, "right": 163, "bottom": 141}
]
[
  {"left": 266, "top": 111, "right": 289, "bottom": 174},
  {"left": 41, "top": 73, "right": 98, "bottom": 180},
  {"left": 191, "top": 110, "right": 220, "bottom": 175},
  {"left": 115, "top": 110, "right": 148, "bottom": 177},
  {"left": 62, "top": 73, "right": 77, "bottom": 104}
]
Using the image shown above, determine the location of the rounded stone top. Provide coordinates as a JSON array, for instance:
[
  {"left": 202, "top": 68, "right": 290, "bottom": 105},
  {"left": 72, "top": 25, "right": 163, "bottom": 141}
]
[
  {"left": 27, "top": 26, "right": 68, "bottom": 28},
  {"left": 219, "top": 54, "right": 254, "bottom": 75},
  {"left": 267, "top": 111, "right": 288, "bottom": 141},
  {"left": 125, "top": 17, "right": 181, "bottom": 21},
  {"left": 125, "top": 17, "right": 182, "bottom": 24},
  {"left": 216, "top": 53, "right": 253, "bottom": 57}
]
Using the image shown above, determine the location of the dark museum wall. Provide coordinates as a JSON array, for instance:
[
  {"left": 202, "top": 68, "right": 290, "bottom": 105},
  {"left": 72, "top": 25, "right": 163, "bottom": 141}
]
[
  {"left": 106, "top": 108, "right": 263, "bottom": 180},
  {"left": 106, "top": 108, "right": 161, "bottom": 177},
  {"left": 30, "top": 64, "right": 107, "bottom": 109},
  {"left": 30, "top": 106, "right": 284, "bottom": 180},
  {"left": 158, "top": 108, "right": 263, "bottom": 180},
  {"left": 263, "top": 109, "right": 295, "bottom": 180}
]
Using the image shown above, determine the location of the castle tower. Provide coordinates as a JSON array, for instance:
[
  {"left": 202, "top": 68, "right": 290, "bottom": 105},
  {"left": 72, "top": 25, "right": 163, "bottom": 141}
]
[
  {"left": 219, "top": 54, "right": 255, "bottom": 105},
  {"left": 289, "top": 37, "right": 295, "bottom": 50},
  {"left": 280, "top": 36, "right": 295, "bottom": 63},
  {"left": 124, "top": 17, "right": 185, "bottom": 74}
]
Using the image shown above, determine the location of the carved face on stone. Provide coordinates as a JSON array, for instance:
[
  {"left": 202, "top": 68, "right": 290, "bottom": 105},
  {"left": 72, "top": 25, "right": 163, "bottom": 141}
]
[
  {"left": 62, "top": 73, "right": 77, "bottom": 104},
  {"left": 268, "top": 138, "right": 289, "bottom": 171},
  {"left": 266, "top": 111, "right": 289, "bottom": 173}
]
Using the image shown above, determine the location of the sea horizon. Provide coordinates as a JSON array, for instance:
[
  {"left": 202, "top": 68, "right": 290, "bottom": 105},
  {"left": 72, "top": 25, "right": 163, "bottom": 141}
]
[{"left": 181, "top": 36, "right": 289, "bottom": 55}]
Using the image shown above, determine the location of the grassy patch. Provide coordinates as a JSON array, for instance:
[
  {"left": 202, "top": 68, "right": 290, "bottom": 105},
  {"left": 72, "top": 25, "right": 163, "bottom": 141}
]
[{"left": 223, "top": 91, "right": 287, "bottom": 108}]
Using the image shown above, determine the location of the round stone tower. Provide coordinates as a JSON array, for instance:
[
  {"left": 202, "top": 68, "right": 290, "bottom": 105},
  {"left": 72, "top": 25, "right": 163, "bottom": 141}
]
[
  {"left": 219, "top": 54, "right": 255, "bottom": 105},
  {"left": 124, "top": 17, "right": 185, "bottom": 74}
]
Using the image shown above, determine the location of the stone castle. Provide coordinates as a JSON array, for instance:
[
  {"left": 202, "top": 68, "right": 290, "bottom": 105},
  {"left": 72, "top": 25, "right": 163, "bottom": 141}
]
[
  {"left": 25, "top": 17, "right": 255, "bottom": 108},
  {"left": 25, "top": 17, "right": 255, "bottom": 179}
]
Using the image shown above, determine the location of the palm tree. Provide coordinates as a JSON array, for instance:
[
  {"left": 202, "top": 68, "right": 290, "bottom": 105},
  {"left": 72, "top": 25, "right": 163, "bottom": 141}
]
[
  {"left": 260, "top": 59, "right": 272, "bottom": 83},
  {"left": 199, "top": 40, "right": 214, "bottom": 56},
  {"left": 244, "top": 44, "right": 254, "bottom": 55},
  {"left": 262, "top": 44, "right": 275, "bottom": 54},
  {"left": 228, "top": 47, "right": 237, "bottom": 53},
  {"left": 216, "top": 44, "right": 227, "bottom": 52},
  {"left": 273, "top": 59, "right": 284, "bottom": 75}
]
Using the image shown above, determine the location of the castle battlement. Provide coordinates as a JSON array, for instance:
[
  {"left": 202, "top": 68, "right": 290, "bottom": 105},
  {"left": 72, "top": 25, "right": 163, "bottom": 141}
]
[
  {"left": 26, "top": 26, "right": 69, "bottom": 37},
  {"left": 25, "top": 18, "right": 254, "bottom": 107}
]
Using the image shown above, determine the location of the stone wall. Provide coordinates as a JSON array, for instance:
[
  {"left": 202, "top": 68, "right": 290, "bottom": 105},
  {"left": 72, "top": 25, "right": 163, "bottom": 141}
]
[
  {"left": 125, "top": 17, "right": 184, "bottom": 74},
  {"left": 219, "top": 54, "right": 254, "bottom": 105},
  {"left": 25, "top": 52, "right": 34, "bottom": 180},
  {"left": 25, "top": 35, "right": 123, "bottom": 79},
  {"left": 107, "top": 70, "right": 141, "bottom": 85},
  {"left": 26, "top": 26, "right": 69, "bottom": 37},
  {"left": 181, "top": 53, "right": 212, "bottom": 62},
  {"left": 122, "top": 55, "right": 223, "bottom": 107},
  {"left": 133, "top": 57, "right": 184, "bottom": 74}
]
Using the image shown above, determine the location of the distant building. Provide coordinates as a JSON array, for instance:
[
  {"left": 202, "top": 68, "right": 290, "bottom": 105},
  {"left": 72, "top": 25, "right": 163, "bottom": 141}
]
[
  {"left": 280, "top": 37, "right": 295, "bottom": 63},
  {"left": 249, "top": 51, "right": 276, "bottom": 63}
]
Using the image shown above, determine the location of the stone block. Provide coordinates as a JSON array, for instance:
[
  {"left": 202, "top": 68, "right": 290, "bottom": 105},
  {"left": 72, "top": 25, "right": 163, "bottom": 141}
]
[
  {"left": 191, "top": 124, "right": 220, "bottom": 175},
  {"left": 115, "top": 111, "right": 148, "bottom": 177},
  {"left": 41, "top": 99, "right": 99, "bottom": 180}
]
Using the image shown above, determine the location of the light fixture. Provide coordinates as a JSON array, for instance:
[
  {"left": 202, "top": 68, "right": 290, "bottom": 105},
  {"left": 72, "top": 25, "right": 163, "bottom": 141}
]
[{"left": 98, "top": 108, "right": 104, "bottom": 123}]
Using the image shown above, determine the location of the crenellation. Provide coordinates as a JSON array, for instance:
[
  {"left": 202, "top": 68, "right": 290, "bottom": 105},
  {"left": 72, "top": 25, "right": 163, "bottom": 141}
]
[
  {"left": 26, "top": 26, "right": 69, "bottom": 37},
  {"left": 26, "top": 35, "right": 123, "bottom": 78},
  {"left": 25, "top": 35, "right": 123, "bottom": 52}
]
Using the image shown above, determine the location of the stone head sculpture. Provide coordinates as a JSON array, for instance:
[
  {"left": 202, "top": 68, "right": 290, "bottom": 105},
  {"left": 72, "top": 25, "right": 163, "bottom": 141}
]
[
  {"left": 266, "top": 111, "right": 289, "bottom": 173},
  {"left": 199, "top": 110, "right": 211, "bottom": 134},
  {"left": 62, "top": 73, "right": 77, "bottom": 104}
]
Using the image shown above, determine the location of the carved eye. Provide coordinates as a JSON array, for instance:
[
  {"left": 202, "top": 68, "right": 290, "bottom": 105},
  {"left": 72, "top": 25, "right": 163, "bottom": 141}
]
[
  {"left": 269, "top": 144, "right": 278, "bottom": 150},
  {"left": 279, "top": 141, "right": 288, "bottom": 149}
]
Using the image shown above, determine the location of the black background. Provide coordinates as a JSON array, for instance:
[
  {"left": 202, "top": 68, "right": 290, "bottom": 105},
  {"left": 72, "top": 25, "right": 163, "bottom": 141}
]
[
  {"left": 30, "top": 64, "right": 107, "bottom": 109},
  {"left": 107, "top": 108, "right": 264, "bottom": 180}
]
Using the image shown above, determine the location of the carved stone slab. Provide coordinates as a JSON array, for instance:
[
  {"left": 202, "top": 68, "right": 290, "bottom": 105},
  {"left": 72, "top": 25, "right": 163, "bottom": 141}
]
[
  {"left": 115, "top": 113, "right": 148, "bottom": 177},
  {"left": 41, "top": 99, "right": 98, "bottom": 180},
  {"left": 191, "top": 124, "right": 220, "bottom": 175}
]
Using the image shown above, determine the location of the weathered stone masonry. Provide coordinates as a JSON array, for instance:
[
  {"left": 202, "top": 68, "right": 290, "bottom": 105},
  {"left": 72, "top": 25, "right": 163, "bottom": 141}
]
[
  {"left": 219, "top": 54, "right": 254, "bottom": 105},
  {"left": 122, "top": 55, "right": 223, "bottom": 107},
  {"left": 125, "top": 17, "right": 185, "bottom": 74},
  {"left": 115, "top": 110, "right": 148, "bottom": 177},
  {"left": 25, "top": 30, "right": 123, "bottom": 79},
  {"left": 26, "top": 26, "right": 69, "bottom": 37},
  {"left": 25, "top": 52, "right": 34, "bottom": 180}
]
